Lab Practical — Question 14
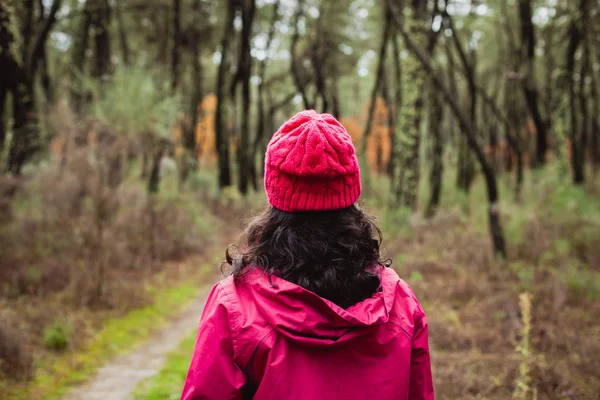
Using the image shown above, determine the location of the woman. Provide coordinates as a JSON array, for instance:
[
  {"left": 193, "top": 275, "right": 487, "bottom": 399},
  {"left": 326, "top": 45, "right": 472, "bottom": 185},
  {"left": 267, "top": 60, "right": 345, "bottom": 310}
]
[{"left": 181, "top": 110, "right": 433, "bottom": 400}]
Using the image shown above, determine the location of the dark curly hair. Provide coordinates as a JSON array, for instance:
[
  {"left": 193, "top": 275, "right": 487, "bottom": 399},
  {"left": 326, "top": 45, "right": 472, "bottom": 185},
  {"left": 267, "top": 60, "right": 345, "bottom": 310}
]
[{"left": 224, "top": 204, "right": 389, "bottom": 309}]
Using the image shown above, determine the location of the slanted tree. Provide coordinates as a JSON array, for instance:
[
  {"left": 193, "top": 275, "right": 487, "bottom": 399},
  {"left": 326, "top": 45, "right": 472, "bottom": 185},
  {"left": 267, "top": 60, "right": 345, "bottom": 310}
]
[{"left": 390, "top": 0, "right": 507, "bottom": 257}]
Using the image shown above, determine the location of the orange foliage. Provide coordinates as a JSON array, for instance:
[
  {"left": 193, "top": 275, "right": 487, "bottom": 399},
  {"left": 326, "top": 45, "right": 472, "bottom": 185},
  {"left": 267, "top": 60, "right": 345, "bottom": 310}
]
[
  {"left": 341, "top": 97, "right": 392, "bottom": 174},
  {"left": 197, "top": 94, "right": 217, "bottom": 166},
  {"left": 172, "top": 94, "right": 218, "bottom": 165}
]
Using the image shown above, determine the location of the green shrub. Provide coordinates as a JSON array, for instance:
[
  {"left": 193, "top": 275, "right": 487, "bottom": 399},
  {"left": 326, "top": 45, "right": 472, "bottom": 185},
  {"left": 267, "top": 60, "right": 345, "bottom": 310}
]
[
  {"left": 43, "top": 321, "right": 70, "bottom": 351},
  {"left": 562, "top": 263, "right": 600, "bottom": 302},
  {"left": 509, "top": 261, "right": 535, "bottom": 291}
]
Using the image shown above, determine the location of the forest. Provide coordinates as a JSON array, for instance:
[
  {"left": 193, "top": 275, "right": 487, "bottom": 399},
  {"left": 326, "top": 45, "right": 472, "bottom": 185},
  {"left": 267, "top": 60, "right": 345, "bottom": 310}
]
[{"left": 0, "top": 0, "right": 599, "bottom": 399}]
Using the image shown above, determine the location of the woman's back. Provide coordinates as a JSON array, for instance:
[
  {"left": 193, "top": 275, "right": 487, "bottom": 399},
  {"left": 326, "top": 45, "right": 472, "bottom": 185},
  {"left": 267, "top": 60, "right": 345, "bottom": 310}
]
[
  {"left": 181, "top": 110, "right": 433, "bottom": 399},
  {"left": 182, "top": 267, "right": 431, "bottom": 400}
]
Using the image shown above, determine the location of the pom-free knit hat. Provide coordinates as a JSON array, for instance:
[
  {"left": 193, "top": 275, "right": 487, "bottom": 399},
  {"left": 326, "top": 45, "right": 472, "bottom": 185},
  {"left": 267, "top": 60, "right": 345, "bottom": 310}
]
[{"left": 264, "top": 110, "right": 361, "bottom": 212}]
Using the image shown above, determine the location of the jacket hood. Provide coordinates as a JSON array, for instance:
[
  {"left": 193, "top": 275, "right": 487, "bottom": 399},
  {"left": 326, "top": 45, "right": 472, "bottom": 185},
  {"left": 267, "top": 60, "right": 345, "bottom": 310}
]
[{"left": 243, "top": 266, "right": 400, "bottom": 347}]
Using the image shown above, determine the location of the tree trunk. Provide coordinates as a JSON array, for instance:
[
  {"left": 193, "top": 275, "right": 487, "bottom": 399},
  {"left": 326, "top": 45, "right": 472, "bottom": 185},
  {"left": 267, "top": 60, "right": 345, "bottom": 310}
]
[
  {"left": 518, "top": 0, "right": 547, "bottom": 167},
  {"left": 215, "top": 0, "right": 235, "bottom": 188},
  {"left": 148, "top": 144, "right": 165, "bottom": 194},
  {"left": 392, "top": 0, "right": 507, "bottom": 257},
  {"left": 392, "top": 1, "right": 429, "bottom": 209},
  {"left": 386, "top": 34, "right": 402, "bottom": 177},
  {"left": 7, "top": 74, "right": 36, "bottom": 175},
  {"left": 0, "top": 82, "right": 6, "bottom": 153},
  {"left": 425, "top": 86, "right": 444, "bottom": 218},
  {"left": 115, "top": 0, "right": 130, "bottom": 65},
  {"left": 251, "top": 0, "right": 281, "bottom": 190},
  {"left": 331, "top": 76, "right": 341, "bottom": 119},
  {"left": 591, "top": 72, "right": 600, "bottom": 169},
  {"left": 171, "top": 0, "right": 181, "bottom": 91},
  {"left": 290, "top": 0, "right": 312, "bottom": 110},
  {"left": 445, "top": 10, "right": 475, "bottom": 193},
  {"left": 361, "top": 5, "right": 392, "bottom": 155},
  {"left": 1, "top": 1, "right": 34, "bottom": 175},
  {"left": 566, "top": 17, "right": 584, "bottom": 184},
  {"left": 237, "top": 0, "right": 256, "bottom": 195},
  {"left": 90, "top": 0, "right": 112, "bottom": 79},
  {"left": 28, "top": 0, "right": 62, "bottom": 79},
  {"left": 71, "top": 3, "right": 92, "bottom": 108}
]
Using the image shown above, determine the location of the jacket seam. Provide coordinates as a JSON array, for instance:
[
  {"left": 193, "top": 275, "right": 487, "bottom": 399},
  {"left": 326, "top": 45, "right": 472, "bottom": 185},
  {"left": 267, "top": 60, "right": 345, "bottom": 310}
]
[{"left": 217, "top": 281, "right": 244, "bottom": 365}]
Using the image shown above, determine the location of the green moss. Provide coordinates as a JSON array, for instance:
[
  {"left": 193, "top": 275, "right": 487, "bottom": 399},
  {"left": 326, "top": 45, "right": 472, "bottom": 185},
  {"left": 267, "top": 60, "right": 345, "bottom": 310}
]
[{"left": 133, "top": 333, "right": 196, "bottom": 400}]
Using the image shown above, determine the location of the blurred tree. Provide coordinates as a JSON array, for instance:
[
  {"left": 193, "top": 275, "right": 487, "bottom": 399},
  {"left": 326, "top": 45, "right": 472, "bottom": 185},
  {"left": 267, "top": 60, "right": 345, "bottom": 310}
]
[
  {"left": 215, "top": 0, "right": 236, "bottom": 188},
  {"left": 518, "top": 0, "right": 548, "bottom": 167},
  {"left": 2, "top": 0, "right": 61, "bottom": 175}
]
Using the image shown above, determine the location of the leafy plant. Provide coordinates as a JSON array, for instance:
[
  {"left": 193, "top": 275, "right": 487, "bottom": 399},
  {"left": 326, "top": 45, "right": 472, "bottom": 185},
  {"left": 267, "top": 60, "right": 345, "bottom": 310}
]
[
  {"left": 43, "top": 321, "right": 70, "bottom": 351},
  {"left": 82, "top": 66, "right": 181, "bottom": 143}
]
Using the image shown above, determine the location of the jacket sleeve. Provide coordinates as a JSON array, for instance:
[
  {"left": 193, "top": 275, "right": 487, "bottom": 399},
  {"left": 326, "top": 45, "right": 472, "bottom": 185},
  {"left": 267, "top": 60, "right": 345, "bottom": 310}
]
[
  {"left": 409, "top": 300, "right": 434, "bottom": 400},
  {"left": 181, "top": 283, "right": 247, "bottom": 400}
]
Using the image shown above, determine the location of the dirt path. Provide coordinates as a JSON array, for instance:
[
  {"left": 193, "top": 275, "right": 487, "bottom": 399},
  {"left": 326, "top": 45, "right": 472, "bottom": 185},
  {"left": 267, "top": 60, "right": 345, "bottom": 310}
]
[{"left": 63, "top": 289, "right": 210, "bottom": 400}]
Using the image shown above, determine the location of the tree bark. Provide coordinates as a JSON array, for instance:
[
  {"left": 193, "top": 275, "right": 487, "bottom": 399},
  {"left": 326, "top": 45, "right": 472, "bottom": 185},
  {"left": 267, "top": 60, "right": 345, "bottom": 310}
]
[
  {"left": 392, "top": 0, "right": 431, "bottom": 209},
  {"left": 0, "top": 77, "right": 6, "bottom": 153},
  {"left": 90, "top": 0, "right": 112, "bottom": 79},
  {"left": 171, "top": 0, "right": 181, "bottom": 91},
  {"left": 115, "top": 0, "right": 130, "bottom": 65},
  {"left": 215, "top": 0, "right": 236, "bottom": 188},
  {"left": 386, "top": 34, "right": 401, "bottom": 177},
  {"left": 28, "top": 0, "right": 62, "bottom": 79},
  {"left": 237, "top": 0, "right": 256, "bottom": 195},
  {"left": 71, "top": 2, "right": 92, "bottom": 108},
  {"left": 251, "top": 0, "right": 281, "bottom": 190},
  {"left": 148, "top": 145, "right": 165, "bottom": 194},
  {"left": 425, "top": 85, "right": 444, "bottom": 218},
  {"left": 518, "top": 0, "right": 547, "bottom": 167},
  {"left": 445, "top": 9, "right": 475, "bottom": 192},
  {"left": 290, "top": 0, "right": 312, "bottom": 110},
  {"left": 178, "top": 0, "right": 204, "bottom": 188},
  {"left": 566, "top": 16, "right": 584, "bottom": 184}
]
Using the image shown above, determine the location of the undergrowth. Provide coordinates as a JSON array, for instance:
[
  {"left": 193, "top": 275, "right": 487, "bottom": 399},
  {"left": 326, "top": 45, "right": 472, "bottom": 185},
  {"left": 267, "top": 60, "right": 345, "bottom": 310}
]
[{"left": 0, "top": 258, "right": 214, "bottom": 400}]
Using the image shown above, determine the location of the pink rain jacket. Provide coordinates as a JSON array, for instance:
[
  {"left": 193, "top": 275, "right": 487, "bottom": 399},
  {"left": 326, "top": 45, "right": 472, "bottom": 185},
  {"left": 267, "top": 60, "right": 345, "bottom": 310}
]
[{"left": 181, "top": 266, "right": 433, "bottom": 400}]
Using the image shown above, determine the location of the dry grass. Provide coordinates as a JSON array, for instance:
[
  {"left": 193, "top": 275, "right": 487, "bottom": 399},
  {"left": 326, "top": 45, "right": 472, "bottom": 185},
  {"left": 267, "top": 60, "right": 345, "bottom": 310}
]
[{"left": 384, "top": 210, "right": 600, "bottom": 400}]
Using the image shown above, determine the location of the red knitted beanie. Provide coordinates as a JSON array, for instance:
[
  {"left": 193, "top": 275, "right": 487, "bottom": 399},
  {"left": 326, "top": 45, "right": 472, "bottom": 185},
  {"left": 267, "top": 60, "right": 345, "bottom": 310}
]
[{"left": 264, "top": 110, "right": 361, "bottom": 212}]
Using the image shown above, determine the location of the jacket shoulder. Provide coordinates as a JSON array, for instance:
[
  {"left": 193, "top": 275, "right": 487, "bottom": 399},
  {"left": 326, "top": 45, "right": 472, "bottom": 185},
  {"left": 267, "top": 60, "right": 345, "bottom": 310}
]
[
  {"left": 214, "top": 275, "right": 271, "bottom": 369},
  {"left": 385, "top": 270, "right": 426, "bottom": 338}
]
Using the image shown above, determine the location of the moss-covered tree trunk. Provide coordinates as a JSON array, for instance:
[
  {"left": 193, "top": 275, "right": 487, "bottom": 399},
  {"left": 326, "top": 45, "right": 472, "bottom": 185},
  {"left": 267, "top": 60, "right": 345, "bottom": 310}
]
[
  {"left": 426, "top": 86, "right": 444, "bottom": 218},
  {"left": 392, "top": 3, "right": 428, "bottom": 209}
]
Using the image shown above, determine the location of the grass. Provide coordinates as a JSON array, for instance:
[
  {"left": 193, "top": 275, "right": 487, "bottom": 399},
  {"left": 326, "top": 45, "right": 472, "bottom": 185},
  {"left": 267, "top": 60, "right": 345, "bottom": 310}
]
[
  {"left": 1, "top": 264, "right": 212, "bottom": 400},
  {"left": 133, "top": 332, "right": 196, "bottom": 400}
]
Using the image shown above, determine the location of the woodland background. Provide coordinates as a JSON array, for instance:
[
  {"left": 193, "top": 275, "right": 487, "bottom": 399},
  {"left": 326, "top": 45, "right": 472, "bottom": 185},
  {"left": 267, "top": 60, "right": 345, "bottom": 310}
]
[{"left": 1, "top": 0, "right": 599, "bottom": 399}]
